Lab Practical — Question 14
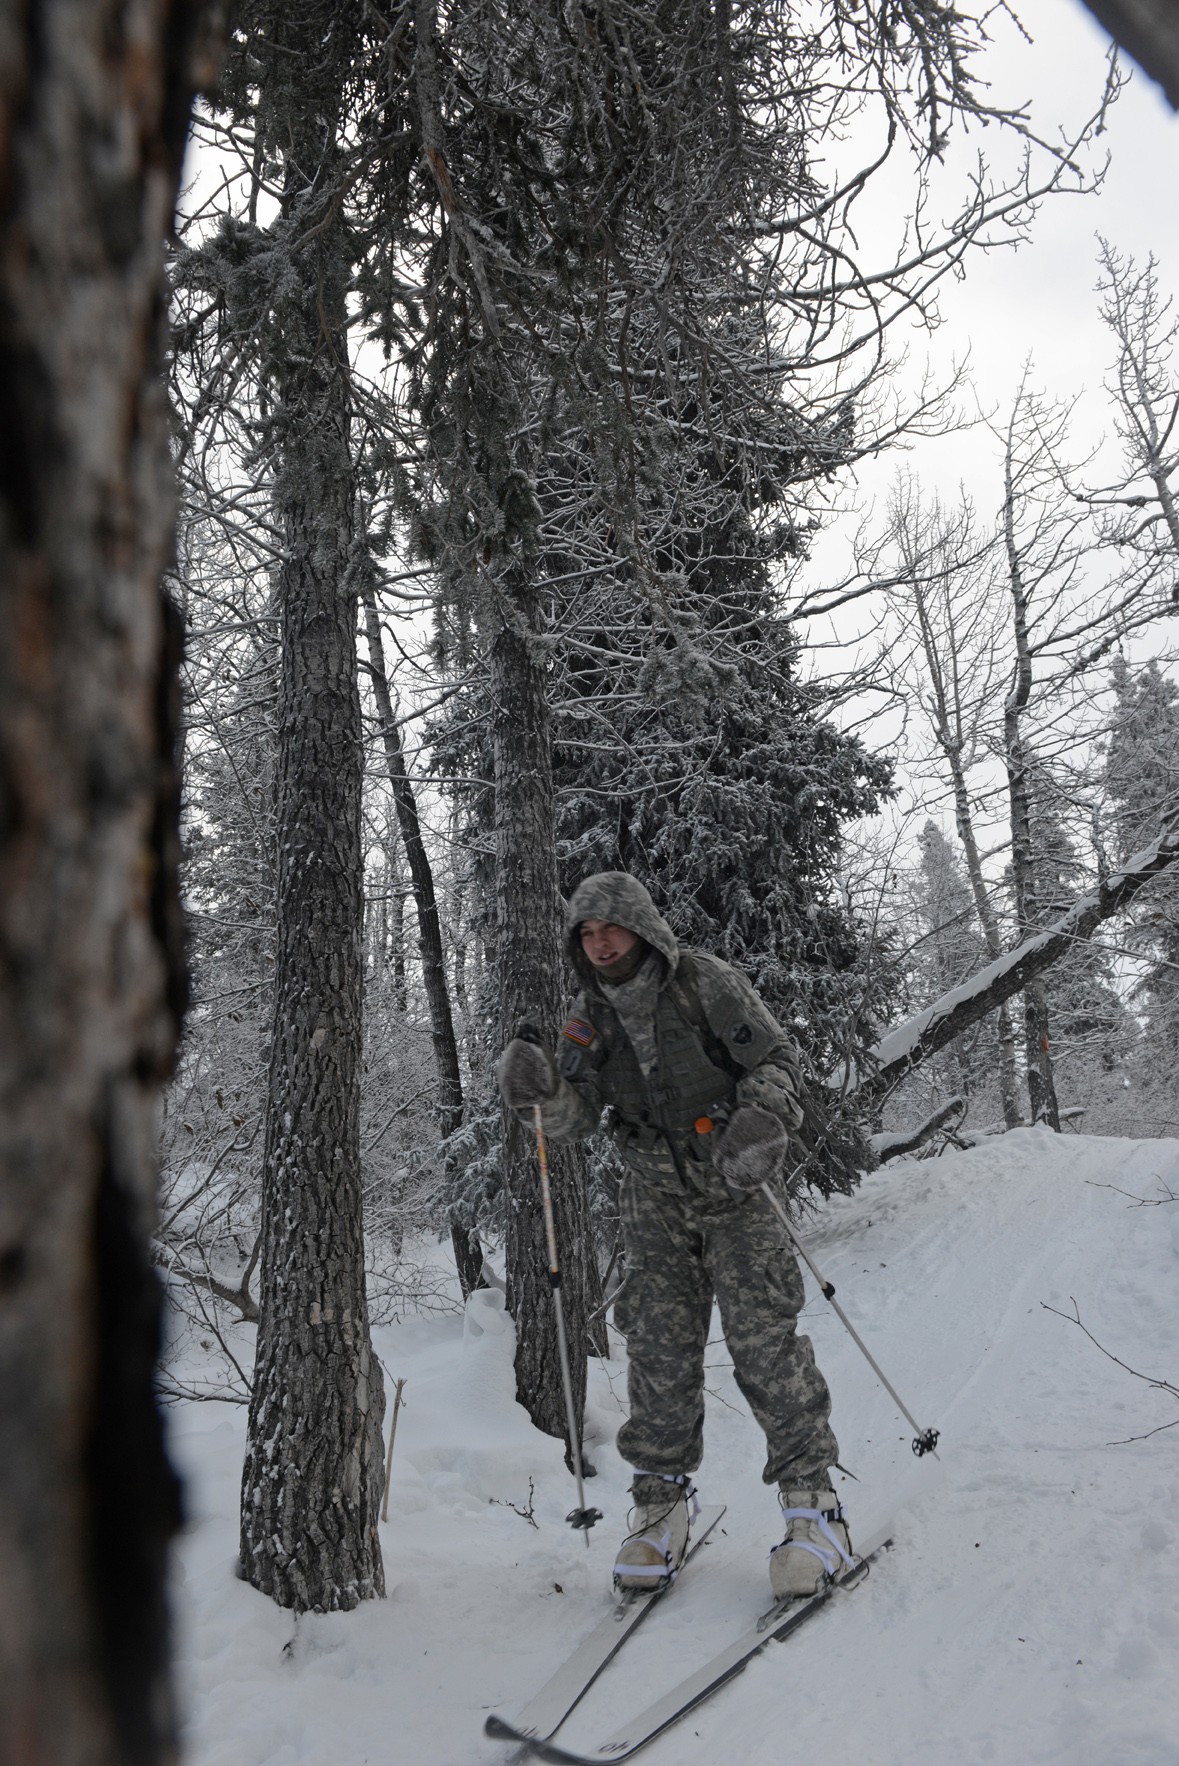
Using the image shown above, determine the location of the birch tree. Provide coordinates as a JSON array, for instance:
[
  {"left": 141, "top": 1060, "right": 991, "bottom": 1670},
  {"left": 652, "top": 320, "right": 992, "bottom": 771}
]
[{"left": 884, "top": 478, "right": 1022, "bottom": 1125}]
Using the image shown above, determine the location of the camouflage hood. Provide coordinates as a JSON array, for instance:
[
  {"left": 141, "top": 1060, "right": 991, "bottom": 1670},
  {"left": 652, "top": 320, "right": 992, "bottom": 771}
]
[{"left": 564, "top": 871, "right": 680, "bottom": 988}]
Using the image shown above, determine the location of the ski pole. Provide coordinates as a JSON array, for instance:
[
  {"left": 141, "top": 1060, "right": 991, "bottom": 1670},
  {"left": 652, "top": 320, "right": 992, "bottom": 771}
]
[
  {"left": 532, "top": 1103, "right": 602, "bottom": 1542},
  {"left": 760, "top": 1180, "right": 940, "bottom": 1460},
  {"left": 380, "top": 1377, "right": 407, "bottom": 1524},
  {"left": 517, "top": 1022, "right": 602, "bottom": 1542}
]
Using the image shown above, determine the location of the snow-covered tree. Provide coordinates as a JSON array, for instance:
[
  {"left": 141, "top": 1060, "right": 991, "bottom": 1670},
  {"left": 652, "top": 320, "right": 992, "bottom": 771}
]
[
  {"left": 552, "top": 608, "right": 896, "bottom": 1075},
  {"left": 910, "top": 821, "right": 990, "bottom": 1095},
  {"left": 1086, "top": 242, "right": 1179, "bottom": 620},
  {"left": 181, "top": 0, "right": 391, "bottom": 1614},
  {"left": 1106, "top": 658, "right": 1179, "bottom": 1062},
  {"left": 1023, "top": 771, "right": 1136, "bottom": 1090}
]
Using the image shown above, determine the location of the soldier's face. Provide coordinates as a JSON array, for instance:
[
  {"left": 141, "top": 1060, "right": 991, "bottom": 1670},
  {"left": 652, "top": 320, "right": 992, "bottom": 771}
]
[{"left": 579, "top": 919, "right": 639, "bottom": 969}]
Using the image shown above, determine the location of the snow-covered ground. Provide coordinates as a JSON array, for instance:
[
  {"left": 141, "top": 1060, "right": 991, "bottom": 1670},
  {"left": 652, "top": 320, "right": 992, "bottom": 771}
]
[{"left": 167, "top": 1130, "right": 1179, "bottom": 1765}]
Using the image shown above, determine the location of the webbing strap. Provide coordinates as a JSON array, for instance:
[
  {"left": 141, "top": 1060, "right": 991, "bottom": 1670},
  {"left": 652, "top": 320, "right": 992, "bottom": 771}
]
[
  {"left": 776, "top": 1505, "right": 856, "bottom": 1578},
  {"left": 616, "top": 1477, "right": 697, "bottom": 1583},
  {"left": 615, "top": 1524, "right": 676, "bottom": 1578}
]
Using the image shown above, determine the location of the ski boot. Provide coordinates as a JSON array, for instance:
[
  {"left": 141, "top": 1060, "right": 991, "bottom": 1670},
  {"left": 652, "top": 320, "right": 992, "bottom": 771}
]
[
  {"left": 614, "top": 1474, "right": 697, "bottom": 1593},
  {"left": 769, "top": 1486, "right": 854, "bottom": 1600}
]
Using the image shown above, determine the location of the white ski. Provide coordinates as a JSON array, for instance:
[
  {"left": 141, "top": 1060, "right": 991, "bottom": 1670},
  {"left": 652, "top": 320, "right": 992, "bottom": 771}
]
[
  {"left": 485, "top": 1504, "right": 727, "bottom": 1746},
  {"left": 486, "top": 1526, "right": 892, "bottom": 1764}
]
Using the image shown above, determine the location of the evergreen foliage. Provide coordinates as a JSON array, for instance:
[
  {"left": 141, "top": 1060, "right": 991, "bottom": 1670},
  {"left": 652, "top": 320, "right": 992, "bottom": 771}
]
[
  {"left": 1024, "top": 772, "right": 1136, "bottom": 1078},
  {"left": 908, "top": 821, "right": 989, "bottom": 1093},
  {"left": 552, "top": 639, "right": 896, "bottom": 1072},
  {"left": 1106, "top": 659, "right": 1179, "bottom": 1058}
]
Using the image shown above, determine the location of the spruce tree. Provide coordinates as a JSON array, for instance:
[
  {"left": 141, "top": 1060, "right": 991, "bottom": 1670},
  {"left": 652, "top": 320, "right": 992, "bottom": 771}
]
[
  {"left": 911, "top": 821, "right": 990, "bottom": 1096},
  {"left": 1026, "top": 775, "right": 1135, "bottom": 1082},
  {"left": 1106, "top": 659, "right": 1179, "bottom": 1060}
]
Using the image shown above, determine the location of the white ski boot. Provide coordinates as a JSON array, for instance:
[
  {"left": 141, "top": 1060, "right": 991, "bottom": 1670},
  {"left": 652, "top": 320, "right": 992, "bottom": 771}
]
[
  {"left": 613, "top": 1474, "right": 696, "bottom": 1593},
  {"left": 769, "top": 1487, "right": 854, "bottom": 1600}
]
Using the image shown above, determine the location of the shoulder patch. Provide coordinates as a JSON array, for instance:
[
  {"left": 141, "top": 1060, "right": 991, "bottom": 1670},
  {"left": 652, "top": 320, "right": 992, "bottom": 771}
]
[
  {"left": 562, "top": 1017, "right": 597, "bottom": 1048},
  {"left": 730, "top": 1022, "right": 754, "bottom": 1046}
]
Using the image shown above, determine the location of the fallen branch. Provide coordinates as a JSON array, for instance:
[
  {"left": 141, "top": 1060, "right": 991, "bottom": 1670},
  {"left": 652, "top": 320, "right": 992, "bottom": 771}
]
[
  {"left": 490, "top": 1477, "right": 538, "bottom": 1528},
  {"left": 869, "top": 1096, "right": 967, "bottom": 1163},
  {"left": 1085, "top": 1179, "right": 1178, "bottom": 1207},
  {"left": 381, "top": 1377, "right": 407, "bottom": 1524},
  {"left": 1042, "top": 1297, "right": 1179, "bottom": 1444},
  {"left": 854, "top": 810, "right": 1179, "bottom": 1106}
]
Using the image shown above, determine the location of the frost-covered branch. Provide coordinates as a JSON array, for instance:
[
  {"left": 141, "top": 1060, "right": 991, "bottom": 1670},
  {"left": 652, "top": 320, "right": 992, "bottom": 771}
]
[
  {"left": 869, "top": 1096, "right": 967, "bottom": 1163},
  {"left": 853, "top": 809, "right": 1179, "bottom": 1103}
]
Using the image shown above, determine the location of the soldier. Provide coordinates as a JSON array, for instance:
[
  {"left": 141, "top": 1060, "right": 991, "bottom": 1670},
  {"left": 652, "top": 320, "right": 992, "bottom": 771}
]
[{"left": 496, "top": 871, "right": 852, "bottom": 1599}]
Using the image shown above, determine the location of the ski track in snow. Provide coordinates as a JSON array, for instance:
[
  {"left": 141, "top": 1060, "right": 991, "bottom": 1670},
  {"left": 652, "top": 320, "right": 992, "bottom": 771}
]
[{"left": 167, "top": 1130, "right": 1179, "bottom": 1765}]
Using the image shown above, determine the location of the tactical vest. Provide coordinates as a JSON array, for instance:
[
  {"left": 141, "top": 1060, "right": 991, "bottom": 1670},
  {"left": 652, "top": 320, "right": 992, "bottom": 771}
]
[{"left": 560, "top": 952, "right": 756, "bottom": 1192}]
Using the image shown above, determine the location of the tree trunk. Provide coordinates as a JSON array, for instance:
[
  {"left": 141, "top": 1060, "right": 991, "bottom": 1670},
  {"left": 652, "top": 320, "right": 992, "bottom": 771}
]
[
  {"left": 1022, "top": 979, "right": 1058, "bottom": 1128},
  {"left": 491, "top": 572, "right": 597, "bottom": 1455},
  {"left": 904, "top": 532, "right": 1022, "bottom": 1130},
  {"left": 947, "top": 760, "right": 1022, "bottom": 1127},
  {"left": 361, "top": 586, "right": 483, "bottom": 1297},
  {"left": 0, "top": 1, "right": 205, "bottom": 1757},
  {"left": 240, "top": 161, "right": 385, "bottom": 1614},
  {"left": 1003, "top": 454, "right": 1061, "bottom": 1129}
]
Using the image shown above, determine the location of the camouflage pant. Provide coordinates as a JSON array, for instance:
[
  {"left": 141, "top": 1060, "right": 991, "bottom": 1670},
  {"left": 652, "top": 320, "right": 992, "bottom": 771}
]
[{"left": 614, "top": 1172, "right": 839, "bottom": 1487}]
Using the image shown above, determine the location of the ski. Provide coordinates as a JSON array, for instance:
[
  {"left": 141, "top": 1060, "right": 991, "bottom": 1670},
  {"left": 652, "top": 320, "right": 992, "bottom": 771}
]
[
  {"left": 486, "top": 1525, "right": 892, "bottom": 1764},
  {"left": 485, "top": 1505, "right": 727, "bottom": 1747}
]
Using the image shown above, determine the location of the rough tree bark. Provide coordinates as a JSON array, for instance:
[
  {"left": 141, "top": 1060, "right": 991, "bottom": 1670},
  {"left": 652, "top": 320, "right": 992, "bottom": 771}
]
[
  {"left": 361, "top": 585, "right": 483, "bottom": 1296},
  {"left": 491, "top": 574, "right": 601, "bottom": 1454},
  {"left": 0, "top": 1, "right": 210, "bottom": 1759},
  {"left": 239, "top": 144, "right": 385, "bottom": 1613}
]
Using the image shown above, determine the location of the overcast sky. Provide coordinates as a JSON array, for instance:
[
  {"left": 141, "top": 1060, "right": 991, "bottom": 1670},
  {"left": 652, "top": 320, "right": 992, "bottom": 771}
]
[
  {"left": 817, "top": 0, "right": 1179, "bottom": 531},
  {"left": 796, "top": 1, "right": 1179, "bottom": 874},
  {"left": 932, "top": 0, "right": 1178, "bottom": 451}
]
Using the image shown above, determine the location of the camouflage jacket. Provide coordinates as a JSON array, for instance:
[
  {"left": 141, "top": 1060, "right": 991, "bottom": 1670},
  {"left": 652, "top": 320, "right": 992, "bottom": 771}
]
[{"left": 537, "top": 872, "right": 804, "bottom": 1196}]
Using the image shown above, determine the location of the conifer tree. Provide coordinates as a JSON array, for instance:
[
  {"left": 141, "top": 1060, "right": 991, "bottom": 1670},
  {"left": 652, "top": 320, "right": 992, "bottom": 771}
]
[
  {"left": 1106, "top": 658, "right": 1179, "bottom": 1058},
  {"left": 911, "top": 821, "right": 990, "bottom": 1096},
  {"left": 1023, "top": 773, "right": 1135, "bottom": 1085},
  {"left": 417, "top": 0, "right": 1106, "bottom": 1239},
  {"left": 172, "top": 0, "right": 1112, "bottom": 1473},
  {"left": 551, "top": 596, "right": 896, "bottom": 1073}
]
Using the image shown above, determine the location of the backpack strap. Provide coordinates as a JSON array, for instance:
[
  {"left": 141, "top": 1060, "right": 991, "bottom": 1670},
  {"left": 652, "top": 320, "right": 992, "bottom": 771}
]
[{"left": 668, "top": 953, "right": 744, "bottom": 1080}]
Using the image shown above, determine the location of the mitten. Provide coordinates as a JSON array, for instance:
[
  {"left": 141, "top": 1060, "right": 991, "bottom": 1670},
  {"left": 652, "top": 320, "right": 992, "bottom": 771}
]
[
  {"left": 496, "top": 1037, "right": 558, "bottom": 1109},
  {"left": 711, "top": 1103, "right": 789, "bottom": 1193}
]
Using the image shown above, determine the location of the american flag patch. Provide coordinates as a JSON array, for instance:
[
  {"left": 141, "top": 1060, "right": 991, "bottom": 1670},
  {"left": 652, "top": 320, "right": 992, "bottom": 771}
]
[{"left": 562, "top": 1017, "right": 596, "bottom": 1048}]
